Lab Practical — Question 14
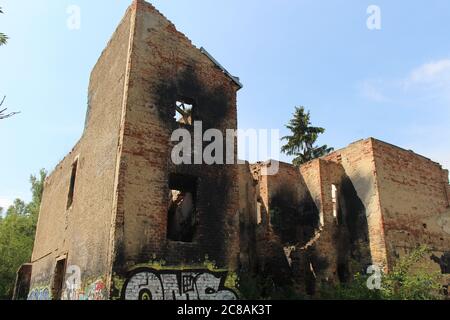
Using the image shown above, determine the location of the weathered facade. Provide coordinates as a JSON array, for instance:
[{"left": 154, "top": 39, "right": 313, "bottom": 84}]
[
  {"left": 18, "top": 0, "right": 449, "bottom": 300},
  {"left": 239, "top": 138, "right": 450, "bottom": 295},
  {"left": 25, "top": 0, "right": 240, "bottom": 301}
]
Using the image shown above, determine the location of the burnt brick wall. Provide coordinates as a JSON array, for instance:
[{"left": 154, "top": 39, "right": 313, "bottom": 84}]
[
  {"left": 322, "top": 139, "right": 388, "bottom": 269},
  {"left": 111, "top": 0, "right": 240, "bottom": 277},
  {"left": 265, "top": 162, "right": 319, "bottom": 248},
  {"left": 237, "top": 162, "right": 259, "bottom": 273}
]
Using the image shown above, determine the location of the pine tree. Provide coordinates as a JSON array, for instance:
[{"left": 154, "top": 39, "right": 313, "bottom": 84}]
[{"left": 281, "top": 106, "right": 333, "bottom": 166}]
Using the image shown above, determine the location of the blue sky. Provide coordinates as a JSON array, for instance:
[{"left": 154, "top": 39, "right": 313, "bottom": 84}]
[{"left": 0, "top": 0, "right": 449, "bottom": 209}]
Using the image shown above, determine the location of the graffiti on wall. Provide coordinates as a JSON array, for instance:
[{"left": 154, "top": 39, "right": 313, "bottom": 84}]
[
  {"left": 121, "top": 268, "right": 238, "bottom": 300},
  {"left": 63, "top": 279, "right": 107, "bottom": 300},
  {"left": 28, "top": 287, "right": 51, "bottom": 300}
]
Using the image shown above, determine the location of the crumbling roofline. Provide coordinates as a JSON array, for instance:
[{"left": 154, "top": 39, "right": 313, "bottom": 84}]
[{"left": 200, "top": 47, "right": 243, "bottom": 89}]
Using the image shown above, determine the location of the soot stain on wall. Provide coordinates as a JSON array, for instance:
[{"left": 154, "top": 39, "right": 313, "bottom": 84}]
[
  {"left": 335, "top": 176, "right": 372, "bottom": 282},
  {"left": 154, "top": 66, "right": 230, "bottom": 130},
  {"left": 269, "top": 185, "right": 320, "bottom": 246},
  {"left": 431, "top": 252, "right": 450, "bottom": 274},
  {"left": 145, "top": 61, "right": 236, "bottom": 268},
  {"left": 151, "top": 163, "right": 233, "bottom": 267},
  {"left": 197, "top": 167, "right": 233, "bottom": 264}
]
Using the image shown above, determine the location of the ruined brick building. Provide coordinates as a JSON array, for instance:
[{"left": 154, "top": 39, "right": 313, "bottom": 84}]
[
  {"left": 239, "top": 139, "right": 450, "bottom": 296},
  {"left": 15, "top": 0, "right": 449, "bottom": 300}
]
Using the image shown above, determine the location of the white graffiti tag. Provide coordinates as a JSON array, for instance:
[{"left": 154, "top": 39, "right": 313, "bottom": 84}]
[
  {"left": 123, "top": 269, "right": 238, "bottom": 300},
  {"left": 366, "top": 264, "right": 382, "bottom": 290}
]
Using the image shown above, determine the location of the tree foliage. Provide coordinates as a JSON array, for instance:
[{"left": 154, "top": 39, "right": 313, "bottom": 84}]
[
  {"left": 0, "top": 7, "right": 8, "bottom": 46},
  {"left": 380, "top": 245, "right": 443, "bottom": 300},
  {"left": 281, "top": 106, "right": 333, "bottom": 166},
  {"left": 0, "top": 169, "right": 47, "bottom": 299}
]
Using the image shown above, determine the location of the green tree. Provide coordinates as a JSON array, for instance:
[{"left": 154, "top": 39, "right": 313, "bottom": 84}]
[
  {"left": 0, "top": 212, "right": 35, "bottom": 299},
  {"left": 28, "top": 169, "right": 47, "bottom": 226},
  {"left": 6, "top": 199, "right": 28, "bottom": 216},
  {"left": 0, "top": 169, "right": 47, "bottom": 299},
  {"left": 281, "top": 106, "right": 333, "bottom": 166},
  {"left": 0, "top": 7, "right": 8, "bottom": 46}
]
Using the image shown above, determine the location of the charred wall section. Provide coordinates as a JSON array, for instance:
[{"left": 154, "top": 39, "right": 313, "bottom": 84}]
[
  {"left": 238, "top": 162, "right": 321, "bottom": 288},
  {"left": 110, "top": 1, "right": 240, "bottom": 295},
  {"left": 294, "top": 159, "right": 372, "bottom": 292},
  {"left": 335, "top": 176, "right": 372, "bottom": 282},
  {"left": 238, "top": 152, "right": 376, "bottom": 295}
]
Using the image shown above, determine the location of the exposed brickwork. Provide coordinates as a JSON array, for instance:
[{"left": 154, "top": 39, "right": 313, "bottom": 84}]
[
  {"left": 28, "top": 4, "right": 135, "bottom": 298},
  {"left": 26, "top": 0, "right": 240, "bottom": 300},
  {"left": 371, "top": 139, "right": 450, "bottom": 279},
  {"left": 112, "top": 1, "right": 240, "bottom": 274},
  {"left": 323, "top": 139, "right": 388, "bottom": 269},
  {"left": 238, "top": 138, "right": 449, "bottom": 294},
  {"left": 238, "top": 162, "right": 258, "bottom": 272}
]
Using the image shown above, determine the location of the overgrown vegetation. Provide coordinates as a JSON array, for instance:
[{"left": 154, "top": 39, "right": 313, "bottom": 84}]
[
  {"left": 238, "top": 272, "right": 306, "bottom": 300},
  {"left": 238, "top": 246, "right": 444, "bottom": 300},
  {"left": 281, "top": 106, "right": 333, "bottom": 166},
  {"left": 0, "top": 169, "right": 46, "bottom": 299},
  {"left": 319, "top": 245, "right": 444, "bottom": 300}
]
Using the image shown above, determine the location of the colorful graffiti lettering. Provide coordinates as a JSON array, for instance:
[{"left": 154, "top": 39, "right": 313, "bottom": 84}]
[
  {"left": 85, "top": 280, "right": 106, "bottom": 300},
  {"left": 122, "top": 268, "right": 238, "bottom": 300},
  {"left": 63, "top": 279, "right": 107, "bottom": 300},
  {"left": 28, "top": 287, "right": 51, "bottom": 300}
]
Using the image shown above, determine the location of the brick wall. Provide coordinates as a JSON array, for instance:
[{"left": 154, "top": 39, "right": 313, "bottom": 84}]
[
  {"left": 238, "top": 162, "right": 259, "bottom": 272},
  {"left": 29, "top": 4, "right": 135, "bottom": 298},
  {"left": 110, "top": 0, "right": 241, "bottom": 279},
  {"left": 27, "top": 0, "right": 450, "bottom": 299},
  {"left": 323, "top": 139, "right": 388, "bottom": 269},
  {"left": 372, "top": 139, "right": 450, "bottom": 276}
]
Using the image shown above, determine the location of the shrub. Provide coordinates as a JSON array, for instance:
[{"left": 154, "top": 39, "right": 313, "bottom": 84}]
[{"left": 319, "top": 245, "right": 444, "bottom": 300}]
